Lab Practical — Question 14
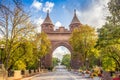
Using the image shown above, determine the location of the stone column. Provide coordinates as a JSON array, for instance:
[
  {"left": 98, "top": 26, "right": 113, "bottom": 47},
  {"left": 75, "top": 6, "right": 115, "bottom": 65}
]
[
  {"left": 0, "top": 64, "right": 7, "bottom": 80},
  {"left": 42, "top": 52, "right": 52, "bottom": 69},
  {"left": 71, "top": 53, "right": 82, "bottom": 69}
]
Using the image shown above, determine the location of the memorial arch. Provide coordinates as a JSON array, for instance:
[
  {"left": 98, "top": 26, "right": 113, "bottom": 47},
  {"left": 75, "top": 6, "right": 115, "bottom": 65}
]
[{"left": 41, "top": 10, "right": 82, "bottom": 69}]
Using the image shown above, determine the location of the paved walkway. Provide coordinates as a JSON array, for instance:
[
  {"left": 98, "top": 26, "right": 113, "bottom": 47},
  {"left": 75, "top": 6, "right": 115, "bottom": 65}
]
[
  {"left": 22, "top": 71, "right": 92, "bottom": 80},
  {"left": 22, "top": 65, "right": 92, "bottom": 80}
]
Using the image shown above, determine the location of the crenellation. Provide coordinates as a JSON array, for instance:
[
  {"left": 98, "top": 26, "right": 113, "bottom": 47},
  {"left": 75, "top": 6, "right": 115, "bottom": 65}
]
[{"left": 54, "top": 26, "right": 70, "bottom": 33}]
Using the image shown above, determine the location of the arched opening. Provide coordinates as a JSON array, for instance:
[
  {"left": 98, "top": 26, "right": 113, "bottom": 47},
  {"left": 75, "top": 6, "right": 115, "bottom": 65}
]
[
  {"left": 43, "top": 41, "right": 81, "bottom": 69},
  {"left": 52, "top": 46, "right": 71, "bottom": 68}
]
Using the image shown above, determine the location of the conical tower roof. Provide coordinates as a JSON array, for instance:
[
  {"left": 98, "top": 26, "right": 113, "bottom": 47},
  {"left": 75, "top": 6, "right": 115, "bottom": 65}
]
[
  {"left": 42, "top": 10, "right": 53, "bottom": 24},
  {"left": 70, "top": 9, "right": 81, "bottom": 24}
]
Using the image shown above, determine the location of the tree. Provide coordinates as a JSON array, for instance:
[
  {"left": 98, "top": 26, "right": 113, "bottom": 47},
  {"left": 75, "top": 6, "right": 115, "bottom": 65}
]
[
  {"left": 0, "top": 0, "right": 51, "bottom": 71},
  {"left": 61, "top": 54, "right": 71, "bottom": 68},
  {"left": 97, "top": 24, "right": 120, "bottom": 70},
  {"left": 0, "top": 0, "right": 35, "bottom": 70},
  {"left": 107, "top": 0, "right": 120, "bottom": 25},
  {"left": 13, "top": 39, "right": 34, "bottom": 70},
  {"left": 31, "top": 32, "right": 51, "bottom": 69},
  {"left": 34, "top": 32, "right": 51, "bottom": 58},
  {"left": 102, "top": 44, "right": 120, "bottom": 71},
  {"left": 52, "top": 57, "right": 60, "bottom": 67},
  {"left": 97, "top": 0, "right": 120, "bottom": 71},
  {"left": 69, "top": 25, "right": 97, "bottom": 66}
]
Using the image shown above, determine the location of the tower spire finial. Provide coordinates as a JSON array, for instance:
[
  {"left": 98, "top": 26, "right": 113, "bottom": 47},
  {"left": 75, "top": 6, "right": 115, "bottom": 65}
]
[
  {"left": 42, "top": 9, "right": 53, "bottom": 25},
  {"left": 70, "top": 9, "right": 81, "bottom": 25},
  {"left": 74, "top": 9, "right": 76, "bottom": 16},
  {"left": 47, "top": 10, "right": 49, "bottom": 16}
]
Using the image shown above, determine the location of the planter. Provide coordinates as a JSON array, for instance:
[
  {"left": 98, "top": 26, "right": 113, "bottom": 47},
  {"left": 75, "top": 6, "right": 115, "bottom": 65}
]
[
  {"left": 24, "top": 70, "right": 29, "bottom": 77},
  {"left": 93, "top": 77, "right": 101, "bottom": 80},
  {"left": 14, "top": 70, "right": 22, "bottom": 79},
  {"left": 31, "top": 70, "right": 34, "bottom": 75}
]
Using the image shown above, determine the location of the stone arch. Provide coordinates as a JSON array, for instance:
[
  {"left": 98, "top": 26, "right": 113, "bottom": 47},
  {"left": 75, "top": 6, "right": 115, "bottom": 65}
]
[
  {"left": 51, "top": 41, "right": 72, "bottom": 55},
  {"left": 43, "top": 41, "right": 73, "bottom": 68},
  {"left": 43, "top": 41, "right": 81, "bottom": 69},
  {"left": 41, "top": 9, "right": 82, "bottom": 69}
]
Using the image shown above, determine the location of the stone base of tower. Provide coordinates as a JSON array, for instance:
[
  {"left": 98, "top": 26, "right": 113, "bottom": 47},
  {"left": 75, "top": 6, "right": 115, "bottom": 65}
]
[
  {"left": 71, "top": 58, "right": 82, "bottom": 69},
  {"left": 41, "top": 53, "right": 52, "bottom": 69}
]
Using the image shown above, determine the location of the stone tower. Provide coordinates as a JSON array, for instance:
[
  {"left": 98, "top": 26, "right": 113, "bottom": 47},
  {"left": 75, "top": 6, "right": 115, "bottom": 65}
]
[
  {"left": 69, "top": 9, "right": 82, "bottom": 31},
  {"left": 69, "top": 9, "right": 82, "bottom": 69},
  {"left": 41, "top": 10, "right": 54, "bottom": 32}
]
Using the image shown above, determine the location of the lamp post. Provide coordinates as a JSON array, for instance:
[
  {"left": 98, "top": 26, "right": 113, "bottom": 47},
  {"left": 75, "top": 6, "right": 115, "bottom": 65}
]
[
  {"left": 38, "top": 58, "right": 40, "bottom": 72},
  {"left": 98, "top": 53, "right": 102, "bottom": 67},
  {"left": 86, "top": 58, "right": 89, "bottom": 69},
  {"left": 0, "top": 44, "right": 5, "bottom": 64},
  {"left": 42, "top": 60, "right": 45, "bottom": 69}
]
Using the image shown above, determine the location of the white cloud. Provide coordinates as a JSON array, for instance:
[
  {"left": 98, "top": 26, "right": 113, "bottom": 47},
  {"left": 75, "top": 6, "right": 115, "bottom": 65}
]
[
  {"left": 31, "top": 1, "right": 54, "bottom": 13},
  {"left": 55, "top": 21, "right": 62, "bottom": 29},
  {"left": 43, "top": 1, "right": 54, "bottom": 13},
  {"left": 53, "top": 46, "right": 70, "bottom": 61},
  {"left": 31, "top": 0, "right": 42, "bottom": 11},
  {"left": 77, "top": 0, "right": 110, "bottom": 28},
  {"left": 33, "top": 17, "right": 44, "bottom": 33},
  {"left": 0, "top": 25, "right": 5, "bottom": 38}
]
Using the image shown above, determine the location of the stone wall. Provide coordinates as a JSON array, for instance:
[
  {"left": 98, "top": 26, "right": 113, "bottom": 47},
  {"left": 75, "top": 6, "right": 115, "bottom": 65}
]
[{"left": 7, "top": 69, "right": 47, "bottom": 80}]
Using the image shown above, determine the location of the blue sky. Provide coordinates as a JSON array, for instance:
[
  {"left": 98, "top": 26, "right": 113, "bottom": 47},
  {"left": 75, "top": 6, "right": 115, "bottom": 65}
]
[
  {"left": 22, "top": 0, "right": 110, "bottom": 59},
  {"left": 22, "top": 0, "right": 110, "bottom": 32}
]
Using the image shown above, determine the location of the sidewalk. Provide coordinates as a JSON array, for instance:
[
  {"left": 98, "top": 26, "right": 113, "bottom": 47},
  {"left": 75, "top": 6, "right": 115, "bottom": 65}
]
[
  {"left": 21, "top": 73, "right": 41, "bottom": 80},
  {"left": 21, "top": 71, "right": 48, "bottom": 80}
]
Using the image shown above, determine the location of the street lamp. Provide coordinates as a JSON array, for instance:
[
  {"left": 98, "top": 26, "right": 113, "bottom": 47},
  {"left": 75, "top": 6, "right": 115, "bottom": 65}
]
[
  {"left": 86, "top": 58, "right": 89, "bottom": 69},
  {"left": 42, "top": 60, "right": 45, "bottom": 69},
  {"left": 38, "top": 58, "right": 40, "bottom": 72},
  {"left": 0, "top": 44, "right": 5, "bottom": 64}
]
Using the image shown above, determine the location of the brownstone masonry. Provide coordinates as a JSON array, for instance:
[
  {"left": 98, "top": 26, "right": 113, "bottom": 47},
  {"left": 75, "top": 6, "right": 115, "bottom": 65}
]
[{"left": 41, "top": 10, "right": 82, "bottom": 69}]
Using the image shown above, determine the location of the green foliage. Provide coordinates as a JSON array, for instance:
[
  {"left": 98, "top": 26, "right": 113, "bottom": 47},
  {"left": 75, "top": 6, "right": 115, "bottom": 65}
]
[
  {"left": 102, "top": 56, "right": 116, "bottom": 71},
  {"left": 69, "top": 25, "right": 97, "bottom": 65},
  {"left": 88, "top": 48, "right": 100, "bottom": 67},
  {"left": 97, "top": 0, "right": 120, "bottom": 71},
  {"left": 97, "top": 24, "right": 120, "bottom": 48},
  {"left": 7, "top": 39, "right": 34, "bottom": 70},
  {"left": 0, "top": 31, "right": 51, "bottom": 70},
  {"left": 34, "top": 32, "right": 51, "bottom": 58},
  {"left": 101, "top": 44, "right": 120, "bottom": 70},
  {"left": 107, "top": 0, "right": 120, "bottom": 25},
  {"left": 61, "top": 54, "right": 71, "bottom": 68},
  {"left": 0, "top": 0, "right": 35, "bottom": 70},
  {"left": 52, "top": 57, "right": 60, "bottom": 67},
  {"left": 0, "top": 0, "right": 50, "bottom": 71},
  {"left": 14, "top": 60, "right": 26, "bottom": 70}
]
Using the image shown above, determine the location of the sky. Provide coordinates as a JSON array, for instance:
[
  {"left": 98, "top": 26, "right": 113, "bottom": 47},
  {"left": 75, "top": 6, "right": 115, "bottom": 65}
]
[
  {"left": 22, "top": 0, "right": 110, "bottom": 31},
  {"left": 23, "top": 0, "right": 110, "bottom": 59},
  {"left": 53, "top": 46, "right": 70, "bottom": 61}
]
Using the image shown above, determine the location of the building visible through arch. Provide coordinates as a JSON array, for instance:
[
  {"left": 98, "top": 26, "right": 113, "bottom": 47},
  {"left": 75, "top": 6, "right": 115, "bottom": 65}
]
[{"left": 41, "top": 10, "right": 82, "bottom": 69}]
